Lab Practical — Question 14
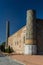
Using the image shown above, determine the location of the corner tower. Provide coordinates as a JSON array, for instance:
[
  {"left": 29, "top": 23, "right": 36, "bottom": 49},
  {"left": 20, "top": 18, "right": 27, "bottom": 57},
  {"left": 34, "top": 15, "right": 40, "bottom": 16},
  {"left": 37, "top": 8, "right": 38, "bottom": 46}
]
[{"left": 24, "top": 10, "right": 37, "bottom": 54}]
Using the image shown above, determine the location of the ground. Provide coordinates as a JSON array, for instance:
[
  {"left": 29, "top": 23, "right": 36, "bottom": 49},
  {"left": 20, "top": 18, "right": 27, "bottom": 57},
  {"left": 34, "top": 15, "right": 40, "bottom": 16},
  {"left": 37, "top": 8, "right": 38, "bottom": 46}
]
[
  {"left": 0, "top": 51, "right": 43, "bottom": 65},
  {"left": 10, "top": 54, "right": 43, "bottom": 65},
  {"left": 0, "top": 56, "right": 24, "bottom": 65}
]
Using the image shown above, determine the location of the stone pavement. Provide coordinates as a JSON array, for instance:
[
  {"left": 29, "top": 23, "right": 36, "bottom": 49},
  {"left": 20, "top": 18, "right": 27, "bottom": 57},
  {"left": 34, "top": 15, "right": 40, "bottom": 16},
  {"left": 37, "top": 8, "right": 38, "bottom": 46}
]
[
  {"left": 10, "top": 55, "right": 43, "bottom": 65},
  {"left": 0, "top": 56, "right": 24, "bottom": 65}
]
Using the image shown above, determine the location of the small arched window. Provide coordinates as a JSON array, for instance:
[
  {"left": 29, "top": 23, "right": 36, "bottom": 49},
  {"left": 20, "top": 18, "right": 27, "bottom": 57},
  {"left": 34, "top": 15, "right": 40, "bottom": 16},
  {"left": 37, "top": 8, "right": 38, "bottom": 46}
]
[{"left": 23, "top": 36, "right": 25, "bottom": 43}]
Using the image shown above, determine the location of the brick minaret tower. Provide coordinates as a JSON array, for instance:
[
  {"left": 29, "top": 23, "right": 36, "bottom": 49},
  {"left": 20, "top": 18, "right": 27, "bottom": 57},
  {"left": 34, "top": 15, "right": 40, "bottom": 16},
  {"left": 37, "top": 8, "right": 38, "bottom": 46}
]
[
  {"left": 5, "top": 21, "right": 9, "bottom": 49},
  {"left": 24, "top": 10, "right": 37, "bottom": 54}
]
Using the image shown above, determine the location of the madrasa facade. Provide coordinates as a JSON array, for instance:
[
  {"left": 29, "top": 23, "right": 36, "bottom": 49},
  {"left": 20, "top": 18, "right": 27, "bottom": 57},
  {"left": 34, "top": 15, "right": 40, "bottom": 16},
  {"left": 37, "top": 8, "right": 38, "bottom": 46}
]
[{"left": 8, "top": 10, "right": 43, "bottom": 55}]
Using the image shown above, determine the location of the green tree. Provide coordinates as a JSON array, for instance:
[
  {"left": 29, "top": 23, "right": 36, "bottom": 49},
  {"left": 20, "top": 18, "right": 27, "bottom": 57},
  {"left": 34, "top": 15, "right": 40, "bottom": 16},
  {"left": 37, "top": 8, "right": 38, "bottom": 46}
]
[
  {"left": 5, "top": 46, "right": 14, "bottom": 53},
  {"left": 0, "top": 42, "right": 5, "bottom": 52},
  {"left": 0, "top": 42, "right": 14, "bottom": 53}
]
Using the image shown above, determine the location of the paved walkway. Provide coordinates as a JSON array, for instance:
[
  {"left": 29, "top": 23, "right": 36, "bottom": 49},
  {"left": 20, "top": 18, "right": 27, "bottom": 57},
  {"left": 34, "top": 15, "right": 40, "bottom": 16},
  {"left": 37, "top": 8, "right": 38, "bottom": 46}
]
[
  {"left": 0, "top": 56, "right": 24, "bottom": 65},
  {"left": 10, "top": 55, "right": 43, "bottom": 65},
  {"left": 0, "top": 51, "right": 24, "bottom": 65}
]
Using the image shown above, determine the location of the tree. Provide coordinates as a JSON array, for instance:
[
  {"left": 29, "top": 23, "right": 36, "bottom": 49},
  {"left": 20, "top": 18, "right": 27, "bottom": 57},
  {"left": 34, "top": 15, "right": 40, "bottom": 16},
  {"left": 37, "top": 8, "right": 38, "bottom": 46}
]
[
  {"left": 0, "top": 42, "right": 14, "bottom": 53},
  {"left": 5, "top": 46, "right": 14, "bottom": 53},
  {"left": 0, "top": 42, "right": 5, "bottom": 52}
]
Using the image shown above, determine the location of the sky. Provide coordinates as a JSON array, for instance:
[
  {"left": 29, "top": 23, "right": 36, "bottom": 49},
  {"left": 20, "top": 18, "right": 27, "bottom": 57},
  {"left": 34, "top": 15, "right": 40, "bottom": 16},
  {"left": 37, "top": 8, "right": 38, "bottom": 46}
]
[{"left": 0, "top": 0, "right": 43, "bottom": 43}]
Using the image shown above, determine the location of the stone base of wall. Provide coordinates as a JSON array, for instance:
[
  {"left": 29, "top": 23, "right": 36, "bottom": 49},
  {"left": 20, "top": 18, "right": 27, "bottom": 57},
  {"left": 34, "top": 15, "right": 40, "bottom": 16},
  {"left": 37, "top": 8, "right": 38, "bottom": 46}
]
[{"left": 24, "top": 44, "right": 37, "bottom": 55}]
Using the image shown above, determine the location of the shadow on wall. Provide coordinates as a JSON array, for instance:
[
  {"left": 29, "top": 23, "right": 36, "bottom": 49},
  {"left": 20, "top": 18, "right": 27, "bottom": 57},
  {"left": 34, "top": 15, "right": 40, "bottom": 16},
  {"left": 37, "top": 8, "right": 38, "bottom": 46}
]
[{"left": 36, "top": 19, "right": 43, "bottom": 55}]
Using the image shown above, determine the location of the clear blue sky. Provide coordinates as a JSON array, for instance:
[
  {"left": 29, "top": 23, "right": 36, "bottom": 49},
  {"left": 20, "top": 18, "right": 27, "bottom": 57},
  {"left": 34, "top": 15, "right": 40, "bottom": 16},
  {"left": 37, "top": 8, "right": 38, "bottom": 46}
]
[{"left": 0, "top": 0, "right": 43, "bottom": 43}]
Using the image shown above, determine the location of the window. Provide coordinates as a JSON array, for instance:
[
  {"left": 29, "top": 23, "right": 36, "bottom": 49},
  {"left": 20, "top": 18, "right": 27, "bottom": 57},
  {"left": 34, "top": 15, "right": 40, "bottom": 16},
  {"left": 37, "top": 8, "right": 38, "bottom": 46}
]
[
  {"left": 17, "top": 41, "right": 18, "bottom": 45},
  {"left": 23, "top": 36, "right": 25, "bottom": 43},
  {"left": 15, "top": 42, "right": 16, "bottom": 45},
  {"left": 15, "top": 41, "right": 18, "bottom": 45}
]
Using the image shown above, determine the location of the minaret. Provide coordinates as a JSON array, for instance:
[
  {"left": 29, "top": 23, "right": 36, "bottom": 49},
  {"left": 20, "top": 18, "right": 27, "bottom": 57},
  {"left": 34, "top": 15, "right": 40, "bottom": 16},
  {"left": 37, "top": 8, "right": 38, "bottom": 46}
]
[
  {"left": 5, "top": 21, "right": 9, "bottom": 49},
  {"left": 24, "top": 10, "right": 37, "bottom": 54}
]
